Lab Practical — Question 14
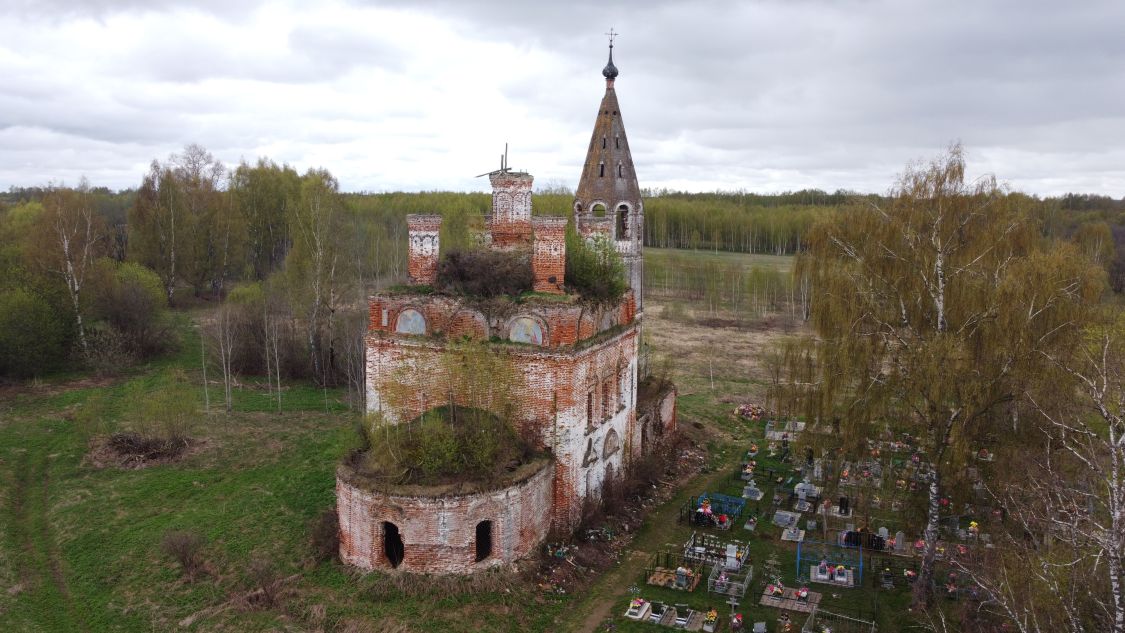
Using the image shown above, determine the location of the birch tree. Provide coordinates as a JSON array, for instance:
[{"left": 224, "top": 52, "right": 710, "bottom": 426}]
[
  {"left": 130, "top": 161, "right": 186, "bottom": 305},
  {"left": 35, "top": 181, "right": 105, "bottom": 356},
  {"left": 285, "top": 169, "right": 355, "bottom": 383},
  {"left": 783, "top": 145, "right": 1103, "bottom": 607},
  {"left": 951, "top": 308, "right": 1125, "bottom": 633}
]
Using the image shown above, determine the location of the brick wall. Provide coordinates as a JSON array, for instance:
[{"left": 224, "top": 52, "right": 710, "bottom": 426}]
[
  {"left": 337, "top": 459, "right": 554, "bottom": 573},
  {"left": 407, "top": 214, "right": 442, "bottom": 285},
  {"left": 367, "top": 294, "right": 635, "bottom": 348},
  {"left": 531, "top": 216, "right": 566, "bottom": 294},
  {"left": 488, "top": 172, "right": 533, "bottom": 248},
  {"left": 365, "top": 323, "right": 640, "bottom": 533}
]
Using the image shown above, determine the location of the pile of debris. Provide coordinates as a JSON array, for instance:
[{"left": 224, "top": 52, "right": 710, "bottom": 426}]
[{"left": 735, "top": 403, "right": 767, "bottom": 421}]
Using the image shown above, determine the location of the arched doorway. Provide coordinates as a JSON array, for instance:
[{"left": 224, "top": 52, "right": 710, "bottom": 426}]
[
  {"left": 383, "top": 521, "right": 404, "bottom": 568},
  {"left": 475, "top": 520, "right": 493, "bottom": 562}
]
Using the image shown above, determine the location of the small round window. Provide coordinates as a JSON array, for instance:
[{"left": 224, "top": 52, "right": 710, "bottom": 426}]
[
  {"left": 509, "top": 317, "right": 544, "bottom": 345},
  {"left": 395, "top": 309, "right": 426, "bottom": 335}
]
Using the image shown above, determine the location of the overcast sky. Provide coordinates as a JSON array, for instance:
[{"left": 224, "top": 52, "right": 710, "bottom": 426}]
[{"left": 2, "top": 0, "right": 1123, "bottom": 196}]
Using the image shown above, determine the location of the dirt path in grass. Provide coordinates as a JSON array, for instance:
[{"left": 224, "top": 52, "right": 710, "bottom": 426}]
[
  {"left": 6, "top": 449, "right": 85, "bottom": 631},
  {"left": 567, "top": 453, "right": 741, "bottom": 633}
]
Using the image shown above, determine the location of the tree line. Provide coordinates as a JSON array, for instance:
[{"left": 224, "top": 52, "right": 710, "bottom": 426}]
[{"left": 3, "top": 144, "right": 1124, "bottom": 386}]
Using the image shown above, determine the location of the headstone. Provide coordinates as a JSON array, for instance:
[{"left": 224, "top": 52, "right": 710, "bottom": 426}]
[
  {"left": 846, "top": 522, "right": 855, "bottom": 533},
  {"left": 725, "top": 544, "right": 739, "bottom": 570},
  {"left": 878, "top": 526, "right": 890, "bottom": 540},
  {"left": 807, "top": 519, "right": 817, "bottom": 531},
  {"left": 742, "top": 484, "right": 763, "bottom": 501},
  {"left": 895, "top": 531, "right": 907, "bottom": 552}
]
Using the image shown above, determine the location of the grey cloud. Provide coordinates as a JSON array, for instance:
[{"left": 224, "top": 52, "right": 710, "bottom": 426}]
[{"left": 2, "top": 0, "right": 1124, "bottom": 195}]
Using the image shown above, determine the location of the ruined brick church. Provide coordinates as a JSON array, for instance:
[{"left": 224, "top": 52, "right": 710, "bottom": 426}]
[{"left": 337, "top": 43, "right": 676, "bottom": 573}]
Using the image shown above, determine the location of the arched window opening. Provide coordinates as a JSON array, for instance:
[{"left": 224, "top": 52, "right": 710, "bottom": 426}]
[
  {"left": 586, "top": 390, "right": 595, "bottom": 428},
  {"left": 603, "top": 428, "right": 622, "bottom": 458},
  {"left": 602, "top": 136, "right": 607, "bottom": 149},
  {"left": 592, "top": 203, "right": 607, "bottom": 218},
  {"left": 615, "top": 135, "right": 620, "bottom": 149},
  {"left": 602, "top": 379, "right": 613, "bottom": 421},
  {"left": 383, "top": 522, "right": 404, "bottom": 568},
  {"left": 617, "top": 163, "right": 623, "bottom": 178},
  {"left": 598, "top": 163, "right": 605, "bottom": 177},
  {"left": 616, "top": 205, "right": 628, "bottom": 240},
  {"left": 509, "top": 316, "right": 544, "bottom": 345},
  {"left": 475, "top": 521, "right": 493, "bottom": 562},
  {"left": 395, "top": 309, "right": 426, "bottom": 335}
]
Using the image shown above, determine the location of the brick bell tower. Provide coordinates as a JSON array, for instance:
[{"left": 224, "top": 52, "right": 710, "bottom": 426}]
[{"left": 574, "top": 32, "right": 644, "bottom": 311}]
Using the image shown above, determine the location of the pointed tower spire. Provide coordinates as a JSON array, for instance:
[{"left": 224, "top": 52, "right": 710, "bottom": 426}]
[{"left": 574, "top": 31, "right": 644, "bottom": 310}]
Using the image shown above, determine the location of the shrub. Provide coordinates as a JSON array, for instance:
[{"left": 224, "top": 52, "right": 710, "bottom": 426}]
[
  {"left": 246, "top": 556, "right": 281, "bottom": 608},
  {"left": 161, "top": 530, "right": 205, "bottom": 579},
  {"left": 92, "top": 259, "right": 173, "bottom": 359},
  {"left": 0, "top": 287, "right": 68, "bottom": 378},
  {"left": 84, "top": 326, "right": 136, "bottom": 375},
  {"left": 118, "top": 369, "right": 198, "bottom": 454},
  {"left": 360, "top": 406, "right": 533, "bottom": 485},
  {"left": 435, "top": 248, "right": 532, "bottom": 297},
  {"left": 565, "top": 227, "right": 627, "bottom": 301}
]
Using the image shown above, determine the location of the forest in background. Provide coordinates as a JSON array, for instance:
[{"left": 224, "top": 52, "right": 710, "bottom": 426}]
[{"left": 2, "top": 144, "right": 1124, "bottom": 389}]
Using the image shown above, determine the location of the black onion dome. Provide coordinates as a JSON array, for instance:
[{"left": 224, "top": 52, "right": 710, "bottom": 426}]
[{"left": 602, "top": 46, "right": 619, "bottom": 80}]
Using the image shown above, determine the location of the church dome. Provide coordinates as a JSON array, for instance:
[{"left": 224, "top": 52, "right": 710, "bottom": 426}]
[{"left": 602, "top": 47, "right": 619, "bottom": 80}]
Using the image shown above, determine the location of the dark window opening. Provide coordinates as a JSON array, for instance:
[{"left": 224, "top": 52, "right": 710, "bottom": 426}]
[
  {"left": 618, "top": 370, "right": 627, "bottom": 410},
  {"left": 602, "top": 136, "right": 606, "bottom": 149},
  {"left": 598, "top": 163, "right": 605, "bottom": 177},
  {"left": 475, "top": 521, "right": 493, "bottom": 562},
  {"left": 617, "top": 163, "right": 623, "bottom": 177},
  {"left": 586, "top": 390, "right": 594, "bottom": 426},
  {"left": 383, "top": 521, "right": 404, "bottom": 568},
  {"left": 615, "top": 135, "right": 620, "bottom": 149},
  {"left": 616, "top": 205, "right": 628, "bottom": 239}
]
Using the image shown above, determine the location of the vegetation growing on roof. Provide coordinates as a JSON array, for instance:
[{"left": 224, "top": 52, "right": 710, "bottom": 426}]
[
  {"left": 434, "top": 248, "right": 533, "bottom": 297},
  {"left": 565, "top": 225, "right": 628, "bottom": 302}
]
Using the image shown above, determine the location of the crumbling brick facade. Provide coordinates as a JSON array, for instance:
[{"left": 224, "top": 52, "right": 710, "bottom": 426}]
[
  {"left": 486, "top": 171, "right": 533, "bottom": 249},
  {"left": 337, "top": 459, "right": 554, "bottom": 573},
  {"left": 532, "top": 216, "right": 566, "bottom": 294},
  {"left": 407, "top": 214, "right": 441, "bottom": 285},
  {"left": 338, "top": 49, "right": 673, "bottom": 573}
]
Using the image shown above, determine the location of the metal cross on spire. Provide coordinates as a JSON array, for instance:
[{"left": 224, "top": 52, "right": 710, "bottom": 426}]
[{"left": 606, "top": 27, "right": 617, "bottom": 48}]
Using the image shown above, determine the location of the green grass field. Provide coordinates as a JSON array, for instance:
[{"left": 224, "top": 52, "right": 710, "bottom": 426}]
[{"left": 645, "top": 248, "right": 795, "bottom": 275}]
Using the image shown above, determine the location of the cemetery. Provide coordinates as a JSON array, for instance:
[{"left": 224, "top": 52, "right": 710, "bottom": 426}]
[{"left": 607, "top": 404, "right": 1003, "bottom": 631}]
